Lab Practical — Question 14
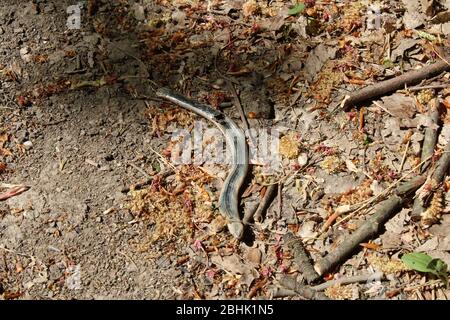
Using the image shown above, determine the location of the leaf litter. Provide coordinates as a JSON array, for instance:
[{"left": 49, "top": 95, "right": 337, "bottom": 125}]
[{"left": 1, "top": 0, "right": 450, "bottom": 300}]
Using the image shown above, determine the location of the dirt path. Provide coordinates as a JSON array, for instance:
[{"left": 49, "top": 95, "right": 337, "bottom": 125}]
[
  {"left": 0, "top": 0, "right": 189, "bottom": 299},
  {"left": 1, "top": 0, "right": 450, "bottom": 300}
]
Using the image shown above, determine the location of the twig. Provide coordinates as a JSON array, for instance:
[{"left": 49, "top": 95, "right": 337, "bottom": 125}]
[
  {"left": 227, "top": 80, "right": 250, "bottom": 132},
  {"left": 319, "top": 199, "right": 373, "bottom": 235},
  {"left": 406, "top": 84, "right": 449, "bottom": 91},
  {"left": 148, "top": 145, "right": 177, "bottom": 171},
  {"left": 277, "top": 182, "right": 282, "bottom": 219},
  {"left": 343, "top": 56, "right": 450, "bottom": 110},
  {"left": 421, "top": 99, "right": 441, "bottom": 172},
  {"left": 0, "top": 246, "right": 31, "bottom": 257},
  {"left": 0, "top": 185, "right": 30, "bottom": 201},
  {"left": 429, "top": 142, "right": 450, "bottom": 187},
  {"left": 311, "top": 272, "right": 384, "bottom": 291},
  {"left": 411, "top": 98, "right": 441, "bottom": 220},
  {"left": 128, "top": 162, "right": 153, "bottom": 179},
  {"left": 432, "top": 45, "right": 450, "bottom": 67},
  {"left": 398, "top": 139, "right": 411, "bottom": 174},
  {"left": 121, "top": 179, "right": 152, "bottom": 193},
  {"left": 226, "top": 80, "right": 257, "bottom": 148},
  {"left": 413, "top": 144, "right": 450, "bottom": 221},
  {"left": 283, "top": 232, "right": 321, "bottom": 284},
  {"left": 372, "top": 100, "right": 396, "bottom": 117},
  {"left": 243, "top": 184, "right": 278, "bottom": 224},
  {"left": 0, "top": 183, "right": 24, "bottom": 188},
  {"left": 314, "top": 175, "right": 426, "bottom": 276},
  {"left": 320, "top": 211, "right": 341, "bottom": 234},
  {"left": 403, "top": 279, "right": 445, "bottom": 292}
]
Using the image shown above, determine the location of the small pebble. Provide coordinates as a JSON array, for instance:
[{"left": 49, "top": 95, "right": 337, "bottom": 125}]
[
  {"left": 23, "top": 140, "right": 33, "bottom": 150},
  {"left": 20, "top": 47, "right": 32, "bottom": 62}
]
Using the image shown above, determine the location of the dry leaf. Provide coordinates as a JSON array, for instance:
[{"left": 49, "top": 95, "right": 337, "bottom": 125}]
[{"left": 378, "top": 94, "right": 417, "bottom": 119}]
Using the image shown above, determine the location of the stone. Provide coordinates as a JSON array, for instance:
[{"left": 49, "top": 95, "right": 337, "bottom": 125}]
[{"left": 23, "top": 140, "right": 33, "bottom": 150}]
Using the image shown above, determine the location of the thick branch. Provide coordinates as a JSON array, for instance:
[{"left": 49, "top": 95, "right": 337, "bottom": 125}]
[
  {"left": 343, "top": 59, "right": 450, "bottom": 111},
  {"left": 314, "top": 175, "right": 426, "bottom": 276},
  {"left": 421, "top": 99, "right": 441, "bottom": 172},
  {"left": 412, "top": 99, "right": 441, "bottom": 220},
  {"left": 430, "top": 140, "right": 450, "bottom": 186}
]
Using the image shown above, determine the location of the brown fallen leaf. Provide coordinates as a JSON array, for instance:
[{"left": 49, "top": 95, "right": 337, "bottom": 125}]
[{"left": 377, "top": 94, "right": 417, "bottom": 119}]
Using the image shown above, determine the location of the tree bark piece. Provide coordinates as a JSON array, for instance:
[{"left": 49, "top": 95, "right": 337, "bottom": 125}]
[
  {"left": 343, "top": 59, "right": 450, "bottom": 111},
  {"left": 314, "top": 175, "right": 426, "bottom": 276},
  {"left": 283, "top": 232, "right": 321, "bottom": 284},
  {"left": 412, "top": 99, "right": 441, "bottom": 221}
]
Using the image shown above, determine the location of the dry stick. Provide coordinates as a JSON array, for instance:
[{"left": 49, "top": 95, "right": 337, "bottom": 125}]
[
  {"left": 411, "top": 99, "right": 441, "bottom": 221},
  {"left": 429, "top": 141, "right": 450, "bottom": 187},
  {"left": 283, "top": 232, "right": 321, "bottom": 284},
  {"left": 311, "top": 271, "right": 384, "bottom": 291},
  {"left": 314, "top": 175, "right": 426, "bottom": 276},
  {"left": 413, "top": 143, "right": 450, "bottom": 216},
  {"left": 243, "top": 183, "right": 278, "bottom": 224},
  {"left": 398, "top": 139, "right": 410, "bottom": 174},
  {"left": 407, "top": 84, "right": 449, "bottom": 91},
  {"left": 227, "top": 80, "right": 250, "bottom": 133},
  {"left": 0, "top": 185, "right": 30, "bottom": 201},
  {"left": 277, "top": 182, "right": 282, "bottom": 219},
  {"left": 226, "top": 80, "right": 257, "bottom": 148},
  {"left": 128, "top": 162, "right": 153, "bottom": 179},
  {"left": 319, "top": 198, "right": 373, "bottom": 235},
  {"left": 421, "top": 99, "right": 441, "bottom": 172},
  {"left": 342, "top": 58, "right": 450, "bottom": 111}
]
